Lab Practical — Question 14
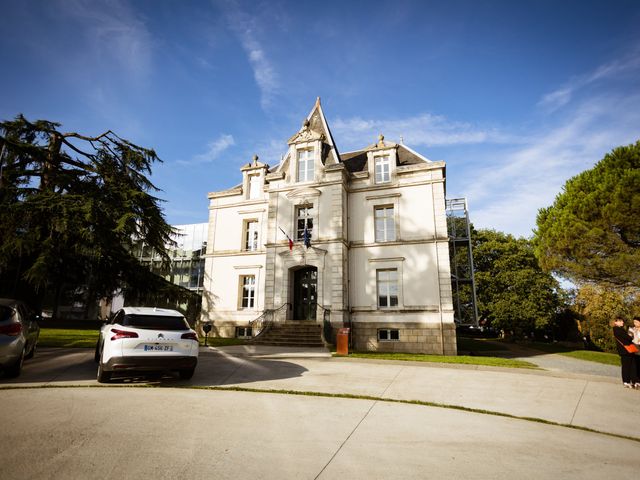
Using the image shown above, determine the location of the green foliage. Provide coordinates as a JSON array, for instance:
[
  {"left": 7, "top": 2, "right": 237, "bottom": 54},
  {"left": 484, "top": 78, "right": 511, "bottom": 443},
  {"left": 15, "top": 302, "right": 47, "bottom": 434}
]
[
  {"left": 526, "top": 341, "right": 620, "bottom": 366},
  {"left": 343, "top": 351, "right": 538, "bottom": 369},
  {"left": 534, "top": 141, "right": 640, "bottom": 287},
  {"left": 38, "top": 328, "right": 100, "bottom": 348},
  {"left": 0, "top": 114, "right": 185, "bottom": 308},
  {"left": 473, "top": 229, "right": 563, "bottom": 339},
  {"left": 574, "top": 284, "right": 638, "bottom": 353}
]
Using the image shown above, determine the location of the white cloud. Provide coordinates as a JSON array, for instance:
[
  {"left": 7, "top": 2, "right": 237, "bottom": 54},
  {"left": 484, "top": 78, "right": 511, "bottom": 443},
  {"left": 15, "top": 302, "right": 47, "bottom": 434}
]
[
  {"left": 538, "top": 87, "right": 573, "bottom": 111},
  {"left": 180, "top": 134, "right": 235, "bottom": 164},
  {"left": 55, "top": 0, "right": 153, "bottom": 78},
  {"left": 459, "top": 93, "right": 640, "bottom": 237},
  {"left": 222, "top": 4, "right": 279, "bottom": 109},
  {"left": 538, "top": 50, "right": 640, "bottom": 112},
  {"left": 333, "top": 113, "right": 513, "bottom": 152}
]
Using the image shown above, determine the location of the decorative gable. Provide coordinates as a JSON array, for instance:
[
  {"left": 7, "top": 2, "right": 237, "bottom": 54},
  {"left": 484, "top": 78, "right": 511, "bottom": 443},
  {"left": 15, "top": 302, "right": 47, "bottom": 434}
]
[{"left": 287, "top": 119, "right": 325, "bottom": 145}]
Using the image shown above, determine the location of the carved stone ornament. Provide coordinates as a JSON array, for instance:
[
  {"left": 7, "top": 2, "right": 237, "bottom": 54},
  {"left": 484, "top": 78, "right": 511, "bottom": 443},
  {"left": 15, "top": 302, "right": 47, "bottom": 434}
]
[
  {"left": 286, "top": 187, "right": 322, "bottom": 199},
  {"left": 287, "top": 128, "right": 325, "bottom": 145}
]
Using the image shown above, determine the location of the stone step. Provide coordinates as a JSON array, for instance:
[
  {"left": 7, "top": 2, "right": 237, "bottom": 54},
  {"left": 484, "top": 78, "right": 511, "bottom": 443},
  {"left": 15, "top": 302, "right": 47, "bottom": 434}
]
[
  {"left": 251, "top": 322, "right": 324, "bottom": 347},
  {"left": 253, "top": 341, "right": 325, "bottom": 347}
]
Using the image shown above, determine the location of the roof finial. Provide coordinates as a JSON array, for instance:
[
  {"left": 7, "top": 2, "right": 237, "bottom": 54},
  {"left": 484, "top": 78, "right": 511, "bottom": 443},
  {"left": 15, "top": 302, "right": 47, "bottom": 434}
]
[
  {"left": 315, "top": 96, "right": 321, "bottom": 107},
  {"left": 252, "top": 154, "right": 259, "bottom": 166},
  {"left": 378, "top": 133, "right": 385, "bottom": 147}
]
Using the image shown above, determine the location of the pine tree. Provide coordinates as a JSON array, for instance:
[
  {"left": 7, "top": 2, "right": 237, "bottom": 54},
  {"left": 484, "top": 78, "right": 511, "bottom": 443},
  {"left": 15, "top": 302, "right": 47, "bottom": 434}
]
[
  {"left": 0, "top": 114, "right": 188, "bottom": 311},
  {"left": 534, "top": 141, "right": 640, "bottom": 288}
]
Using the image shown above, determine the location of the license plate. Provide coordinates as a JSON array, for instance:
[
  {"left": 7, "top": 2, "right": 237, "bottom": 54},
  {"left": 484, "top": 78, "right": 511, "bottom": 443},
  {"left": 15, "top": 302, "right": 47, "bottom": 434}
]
[{"left": 144, "top": 345, "right": 174, "bottom": 352}]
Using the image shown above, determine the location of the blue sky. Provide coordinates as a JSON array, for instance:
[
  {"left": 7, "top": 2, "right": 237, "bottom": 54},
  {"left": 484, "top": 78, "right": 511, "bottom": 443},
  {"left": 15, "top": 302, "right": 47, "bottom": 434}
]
[{"left": 1, "top": 0, "right": 639, "bottom": 237}]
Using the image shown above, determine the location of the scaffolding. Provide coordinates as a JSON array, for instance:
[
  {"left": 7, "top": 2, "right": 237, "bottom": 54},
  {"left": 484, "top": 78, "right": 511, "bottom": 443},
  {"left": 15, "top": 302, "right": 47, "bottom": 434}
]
[{"left": 446, "top": 198, "right": 479, "bottom": 326}]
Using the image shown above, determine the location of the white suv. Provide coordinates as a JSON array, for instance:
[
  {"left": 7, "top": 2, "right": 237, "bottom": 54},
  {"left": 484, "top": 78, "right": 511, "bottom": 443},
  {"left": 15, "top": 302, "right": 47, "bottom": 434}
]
[{"left": 95, "top": 307, "right": 198, "bottom": 383}]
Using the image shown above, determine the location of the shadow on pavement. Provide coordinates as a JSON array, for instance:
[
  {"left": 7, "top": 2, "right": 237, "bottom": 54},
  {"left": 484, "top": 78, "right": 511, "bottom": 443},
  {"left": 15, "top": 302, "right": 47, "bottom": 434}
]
[{"left": 0, "top": 348, "right": 308, "bottom": 387}]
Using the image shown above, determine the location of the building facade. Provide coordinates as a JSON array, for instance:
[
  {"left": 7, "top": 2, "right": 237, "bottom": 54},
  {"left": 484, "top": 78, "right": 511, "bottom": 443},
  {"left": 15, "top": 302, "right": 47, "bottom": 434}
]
[
  {"left": 134, "top": 223, "right": 208, "bottom": 293},
  {"left": 201, "top": 99, "right": 455, "bottom": 354}
]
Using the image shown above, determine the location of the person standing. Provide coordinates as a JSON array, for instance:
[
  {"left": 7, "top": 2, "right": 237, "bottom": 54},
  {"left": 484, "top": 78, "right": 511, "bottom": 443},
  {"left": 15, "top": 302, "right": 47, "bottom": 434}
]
[
  {"left": 629, "top": 317, "right": 640, "bottom": 345},
  {"left": 629, "top": 317, "right": 640, "bottom": 381},
  {"left": 613, "top": 317, "right": 639, "bottom": 389}
]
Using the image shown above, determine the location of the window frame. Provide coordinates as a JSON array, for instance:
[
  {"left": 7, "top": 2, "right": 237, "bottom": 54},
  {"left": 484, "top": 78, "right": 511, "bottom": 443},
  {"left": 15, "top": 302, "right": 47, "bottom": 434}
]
[
  {"left": 235, "top": 326, "right": 253, "bottom": 338},
  {"left": 296, "top": 148, "right": 315, "bottom": 183},
  {"left": 376, "top": 268, "right": 399, "bottom": 309},
  {"left": 238, "top": 275, "right": 256, "bottom": 309},
  {"left": 243, "top": 219, "right": 259, "bottom": 252},
  {"left": 296, "top": 204, "right": 314, "bottom": 241},
  {"left": 378, "top": 329, "right": 400, "bottom": 341},
  {"left": 374, "top": 205, "right": 396, "bottom": 242},
  {"left": 248, "top": 174, "right": 261, "bottom": 200},
  {"left": 374, "top": 155, "right": 391, "bottom": 183}
]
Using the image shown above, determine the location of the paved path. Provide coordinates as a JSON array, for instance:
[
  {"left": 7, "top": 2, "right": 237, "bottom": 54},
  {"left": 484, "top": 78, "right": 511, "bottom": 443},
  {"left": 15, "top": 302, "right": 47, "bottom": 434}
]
[
  {"left": 483, "top": 341, "right": 621, "bottom": 378},
  {"left": 1, "top": 387, "right": 638, "bottom": 480},
  {"left": 2, "top": 346, "right": 638, "bottom": 441}
]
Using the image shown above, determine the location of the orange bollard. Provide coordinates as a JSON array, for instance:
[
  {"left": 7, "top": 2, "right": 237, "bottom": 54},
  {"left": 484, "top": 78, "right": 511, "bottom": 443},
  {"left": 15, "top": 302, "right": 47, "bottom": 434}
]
[{"left": 336, "top": 328, "right": 350, "bottom": 355}]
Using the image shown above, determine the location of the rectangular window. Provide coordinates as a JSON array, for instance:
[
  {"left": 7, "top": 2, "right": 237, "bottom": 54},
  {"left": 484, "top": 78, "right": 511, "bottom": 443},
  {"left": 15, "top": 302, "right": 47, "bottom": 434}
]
[
  {"left": 240, "top": 275, "right": 256, "bottom": 308},
  {"left": 377, "top": 269, "right": 398, "bottom": 308},
  {"left": 297, "top": 149, "right": 315, "bottom": 182},
  {"left": 296, "top": 205, "right": 314, "bottom": 241},
  {"left": 374, "top": 155, "right": 391, "bottom": 183},
  {"left": 244, "top": 220, "right": 259, "bottom": 251},
  {"left": 374, "top": 206, "right": 396, "bottom": 242},
  {"left": 248, "top": 174, "right": 261, "bottom": 199},
  {"left": 378, "top": 329, "right": 400, "bottom": 341},
  {"left": 236, "top": 326, "right": 253, "bottom": 338}
]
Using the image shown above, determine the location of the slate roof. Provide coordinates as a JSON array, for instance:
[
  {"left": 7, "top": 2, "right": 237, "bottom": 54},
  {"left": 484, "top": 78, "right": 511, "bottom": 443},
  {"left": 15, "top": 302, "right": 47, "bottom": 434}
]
[{"left": 340, "top": 145, "right": 430, "bottom": 173}]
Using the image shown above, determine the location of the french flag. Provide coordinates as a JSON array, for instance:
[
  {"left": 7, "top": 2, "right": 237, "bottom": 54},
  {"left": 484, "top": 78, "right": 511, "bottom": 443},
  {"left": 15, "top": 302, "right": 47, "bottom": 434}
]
[{"left": 278, "top": 226, "right": 294, "bottom": 251}]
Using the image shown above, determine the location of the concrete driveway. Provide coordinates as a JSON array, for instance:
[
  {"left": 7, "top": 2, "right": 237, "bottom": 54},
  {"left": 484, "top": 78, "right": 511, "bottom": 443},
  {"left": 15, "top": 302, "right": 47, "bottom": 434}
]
[
  {"left": 1, "top": 387, "right": 638, "bottom": 480},
  {"left": 2, "top": 347, "right": 639, "bottom": 478},
  {"left": 2, "top": 346, "right": 638, "bottom": 440}
]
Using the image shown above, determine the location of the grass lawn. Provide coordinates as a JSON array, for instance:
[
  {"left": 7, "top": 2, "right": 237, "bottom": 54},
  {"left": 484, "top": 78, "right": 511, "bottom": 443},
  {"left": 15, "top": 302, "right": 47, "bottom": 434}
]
[
  {"left": 338, "top": 351, "right": 538, "bottom": 369},
  {"left": 200, "top": 337, "right": 247, "bottom": 347},
  {"left": 38, "top": 328, "right": 100, "bottom": 348},
  {"left": 526, "top": 342, "right": 621, "bottom": 366},
  {"left": 38, "top": 328, "right": 247, "bottom": 349}
]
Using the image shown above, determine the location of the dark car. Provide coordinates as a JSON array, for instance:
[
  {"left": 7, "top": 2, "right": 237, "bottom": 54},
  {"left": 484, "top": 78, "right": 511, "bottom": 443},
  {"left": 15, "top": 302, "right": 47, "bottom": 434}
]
[{"left": 0, "top": 298, "right": 40, "bottom": 378}]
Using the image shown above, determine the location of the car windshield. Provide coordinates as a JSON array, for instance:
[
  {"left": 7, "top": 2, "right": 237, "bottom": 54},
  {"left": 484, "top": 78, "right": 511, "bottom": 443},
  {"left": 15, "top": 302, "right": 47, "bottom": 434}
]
[
  {"left": 0, "top": 306, "right": 13, "bottom": 323},
  {"left": 121, "top": 314, "right": 189, "bottom": 331}
]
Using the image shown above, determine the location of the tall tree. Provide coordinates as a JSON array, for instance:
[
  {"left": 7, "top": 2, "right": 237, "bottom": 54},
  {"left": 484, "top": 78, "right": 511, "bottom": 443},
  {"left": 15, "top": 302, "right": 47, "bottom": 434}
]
[
  {"left": 0, "top": 115, "right": 183, "bottom": 310},
  {"left": 534, "top": 141, "right": 640, "bottom": 288},
  {"left": 473, "top": 229, "right": 562, "bottom": 338},
  {"left": 574, "top": 284, "right": 639, "bottom": 352}
]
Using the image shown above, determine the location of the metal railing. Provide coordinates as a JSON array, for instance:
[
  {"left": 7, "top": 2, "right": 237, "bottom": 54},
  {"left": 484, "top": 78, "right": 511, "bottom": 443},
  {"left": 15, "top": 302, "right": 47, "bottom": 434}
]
[
  {"left": 315, "top": 304, "right": 332, "bottom": 345},
  {"left": 247, "top": 303, "right": 290, "bottom": 341}
]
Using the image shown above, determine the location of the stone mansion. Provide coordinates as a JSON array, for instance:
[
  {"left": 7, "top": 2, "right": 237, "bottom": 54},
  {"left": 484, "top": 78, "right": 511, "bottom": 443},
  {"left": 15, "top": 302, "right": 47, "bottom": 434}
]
[{"left": 201, "top": 99, "right": 456, "bottom": 354}]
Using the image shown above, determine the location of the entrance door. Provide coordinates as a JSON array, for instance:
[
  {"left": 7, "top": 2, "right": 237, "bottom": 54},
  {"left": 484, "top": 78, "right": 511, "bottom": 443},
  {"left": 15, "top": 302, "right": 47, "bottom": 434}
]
[{"left": 293, "top": 267, "right": 317, "bottom": 321}]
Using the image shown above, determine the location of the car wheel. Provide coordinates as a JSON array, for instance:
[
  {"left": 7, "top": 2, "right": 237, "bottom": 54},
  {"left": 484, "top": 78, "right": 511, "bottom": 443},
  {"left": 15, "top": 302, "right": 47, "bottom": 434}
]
[
  {"left": 5, "top": 348, "right": 25, "bottom": 378},
  {"left": 25, "top": 340, "right": 37, "bottom": 360},
  {"left": 97, "top": 361, "right": 112, "bottom": 383},
  {"left": 178, "top": 368, "right": 195, "bottom": 380},
  {"left": 94, "top": 341, "right": 102, "bottom": 363}
]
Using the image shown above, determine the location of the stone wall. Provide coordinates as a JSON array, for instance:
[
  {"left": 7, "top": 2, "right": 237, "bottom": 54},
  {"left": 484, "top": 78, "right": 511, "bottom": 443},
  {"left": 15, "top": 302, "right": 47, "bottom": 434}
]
[{"left": 350, "top": 321, "right": 457, "bottom": 355}]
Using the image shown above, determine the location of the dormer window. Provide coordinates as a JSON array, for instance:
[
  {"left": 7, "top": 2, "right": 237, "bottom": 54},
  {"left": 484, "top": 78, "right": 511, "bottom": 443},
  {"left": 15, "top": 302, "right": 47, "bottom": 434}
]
[
  {"left": 374, "top": 155, "right": 391, "bottom": 183},
  {"left": 241, "top": 154, "right": 267, "bottom": 201},
  {"left": 297, "top": 148, "right": 314, "bottom": 182},
  {"left": 248, "top": 174, "right": 260, "bottom": 199}
]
